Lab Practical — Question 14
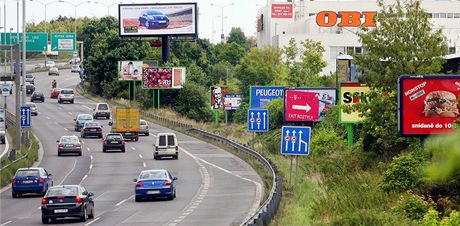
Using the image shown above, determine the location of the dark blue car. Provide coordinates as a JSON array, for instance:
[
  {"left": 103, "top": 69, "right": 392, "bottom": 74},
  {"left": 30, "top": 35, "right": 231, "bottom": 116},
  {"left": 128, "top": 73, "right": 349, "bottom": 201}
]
[
  {"left": 138, "top": 10, "right": 169, "bottom": 29},
  {"left": 134, "top": 169, "right": 177, "bottom": 202},
  {"left": 12, "top": 167, "right": 53, "bottom": 198}
]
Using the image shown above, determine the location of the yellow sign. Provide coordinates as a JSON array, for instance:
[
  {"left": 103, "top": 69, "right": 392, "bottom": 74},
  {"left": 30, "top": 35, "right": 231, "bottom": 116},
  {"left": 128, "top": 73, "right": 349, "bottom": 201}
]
[
  {"left": 339, "top": 83, "right": 370, "bottom": 123},
  {"left": 337, "top": 59, "right": 350, "bottom": 82}
]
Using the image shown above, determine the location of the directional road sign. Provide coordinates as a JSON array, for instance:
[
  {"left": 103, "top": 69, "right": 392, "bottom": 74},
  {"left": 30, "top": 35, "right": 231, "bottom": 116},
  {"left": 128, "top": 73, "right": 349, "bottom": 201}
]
[
  {"left": 20, "top": 106, "right": 31, "bottom": 127},
  {"left": 285, "top": 89, "right": 320, "bottom": 122},
  {"left": 281, "top": 126, "right": 311, "bottom": 156},
  {"left": 247, "top": 109, "right": 269, "bottom": 132},
  {"left": 0, "top": 32, "right": 48, "bottom": 52},
  {"left": 51, "top": 33, "right": 76, "bottom": 51},
  {"left": 2, "top": 83, "right": 10, "bottom": 96}
]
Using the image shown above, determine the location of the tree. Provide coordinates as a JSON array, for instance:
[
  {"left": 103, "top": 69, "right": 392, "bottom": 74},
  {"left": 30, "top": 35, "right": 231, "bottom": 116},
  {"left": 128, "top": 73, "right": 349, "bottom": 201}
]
[
  {"left": 283, "top": 38, "right": 327, "bottom": 87},
  {"left": 174, "top": 82, "right": 213, "bottom": 122},
  {"left": 218, "top": 42, "right": 246, "bottom": 65},
  {"left": 227, "top": 27, "right": 251, "bottom": 50},
  {"left": 234, "top": 46, "right": 286, "bottom": 95},
  {"left": 354, "top": 0, "right": 447, "bottom": 156}
]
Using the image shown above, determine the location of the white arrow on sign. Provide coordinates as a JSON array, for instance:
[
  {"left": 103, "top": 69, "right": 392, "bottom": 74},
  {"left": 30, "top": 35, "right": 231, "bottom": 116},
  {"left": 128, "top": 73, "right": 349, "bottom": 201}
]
[{"left": 292, "top": 104, "right": 311, "bottom": 112}]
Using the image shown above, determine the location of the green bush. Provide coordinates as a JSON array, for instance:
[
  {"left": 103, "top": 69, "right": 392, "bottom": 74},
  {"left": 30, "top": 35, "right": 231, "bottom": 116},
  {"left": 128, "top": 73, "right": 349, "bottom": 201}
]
[
  {"left": 441, "top": 211, "right": 460, "bottom": 226},
  {"left": 265, "top": 98, "right": 284, "bottom": 129},
  {"left": 330, "top": 209, "right": 412, "bottom": 226},
  {"left": 393, "top": 192, "right": 433, "bottom": 221},
  {"left": 381, "top": 153, "right": 423, "bottom": 193},
  {"left": 232, "top": 102, "right": 249, "bottom": 124},
  {"left": 174, "top": 82, "right": 212, "bottom": 122},
  {"left": 422, "top": 209, "right": 440, "bottom": 226},
  {"left": 310, "top": 126, "right": 346, "bottom": 156}
]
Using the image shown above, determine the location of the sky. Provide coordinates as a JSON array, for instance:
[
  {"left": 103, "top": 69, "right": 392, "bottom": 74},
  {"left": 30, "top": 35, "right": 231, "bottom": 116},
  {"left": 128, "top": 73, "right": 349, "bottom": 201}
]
[{"left": 1, "top": 0, "right": 270, "bottom": 44}]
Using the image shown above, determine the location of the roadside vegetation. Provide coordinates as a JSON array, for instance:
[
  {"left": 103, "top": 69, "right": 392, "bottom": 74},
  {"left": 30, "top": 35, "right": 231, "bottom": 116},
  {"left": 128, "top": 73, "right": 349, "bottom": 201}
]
[{"left": 26, "top": 0, "right": 460, "bottom": 224}]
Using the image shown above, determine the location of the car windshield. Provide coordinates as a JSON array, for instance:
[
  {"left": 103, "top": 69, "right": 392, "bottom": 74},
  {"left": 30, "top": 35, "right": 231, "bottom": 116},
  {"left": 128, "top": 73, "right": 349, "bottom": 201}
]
[
  {"left": 47, "top": 187, "right": 78, "bottom": 197},
  {"left": 107, "top": 134, "right": 122, "bottom": 140},
  {"left": 78, "top": 115, "right": 93, "bottom": 120},
  {"left": 146, "top": 11, "right": 162, "bottom": 15},
  {"left": 98, "top": 104, "right": 108, "bottom": 110},
  {"left": 33, "top": 92, "right": 42, "bottom": 95},
  {"left": 85, "top": 122, "right": 98, "bottom": 127},
  {"left": 60, "top": 136, "right": 78, "bottom": 143},
  {"left": 16, "top": 170, "right": 39, "bottom": 177},
  {"left": 61, "top": 90, "right": 73, "bottom": 94},
  {"left": 26, "top": 104, "right": 36, "bottom": 108},
  {"left": 140, "top": 171, "right": 168, "bottom": 180}
]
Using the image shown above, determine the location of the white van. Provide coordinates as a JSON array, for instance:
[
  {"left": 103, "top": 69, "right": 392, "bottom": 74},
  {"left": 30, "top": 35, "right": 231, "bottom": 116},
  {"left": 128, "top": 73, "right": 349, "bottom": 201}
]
[
  {"left": 93, "top": 103, "right": 110, "bottom": 119},
  {"left": 154, "top": 133, "right": 178, "bottom": 160}
]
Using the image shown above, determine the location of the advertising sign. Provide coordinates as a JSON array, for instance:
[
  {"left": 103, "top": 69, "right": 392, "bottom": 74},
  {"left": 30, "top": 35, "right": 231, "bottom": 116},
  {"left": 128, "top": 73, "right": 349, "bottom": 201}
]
[
  {"left": 118, "top": 61, "right": 143, "bottom": 81},
  {"left": 51, "top": 33, "right": 76, "bottom": 51},
  {"left": 2, "top": 83, "right": 10, "bottom": 96},
  {"left": 286, "top": 88, "right": 336, "bottom": 121},
  {"left": 211, "top": 86, "right": 226, "bottom": 110},
  {"left": 0, "top": 32, "right": 47, "bottom": 52},
  {"left": 142, "top": 67, "right": 185, "bottom": 89},
  {"left": 224, "top": 94, "right": 243, "bottom": 110},
  {"left": 0, "top": 108, "right": 5, "bottom": 132},
  {"left": 337, "top": 59, "right": 350, "bottom": 82},
  {"left": 316, "top": 11, "right": 377, "bottom": 27},
  {"left": 271, "top": 3, "right": 293, "bottom": 18},
  {"left": 250, "top": 86, "right": 285, "bottom": 109},
  {"left": 119, "top": 3, "right": 197, "bottom": 37},
  {"left": 339, "top": 82, "right": 370, "bottom": 123},
  {"left": 281, "top": 126, "right": 311, "bottom": 156},
  {"left": 398, "top": 75, "right": 460, "bottom": 136},
  {"left": 285, "top": 90, "right": 320, "bottom": 122}
]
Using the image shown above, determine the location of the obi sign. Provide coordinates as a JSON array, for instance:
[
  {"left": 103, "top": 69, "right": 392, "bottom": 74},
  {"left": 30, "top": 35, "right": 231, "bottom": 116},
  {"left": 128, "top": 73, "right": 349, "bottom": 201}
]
[
  {"left": 398, "top": 75, "right": 460, "bottom": 136},
  {"left": 316, "top": 11, "right": 377, "bottom": 27},
  {"left": 271, "top": 3, "right": 293, "bottom": 18},
  {"left": 339, "top": 82, "right": 370, "bottom": 123}
]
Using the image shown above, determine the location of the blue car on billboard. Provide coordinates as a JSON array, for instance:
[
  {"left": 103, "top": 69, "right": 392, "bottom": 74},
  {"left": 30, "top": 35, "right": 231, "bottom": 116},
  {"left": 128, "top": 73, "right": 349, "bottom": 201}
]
[
  {"left": 139, "top": 10, "right": 169, "bottom": 29},
  {"left": 12, "top": 167, "right": 53, "bottom": 198},
  {"left": 134, "top": 169, "right": 177, "bottom": 202}
]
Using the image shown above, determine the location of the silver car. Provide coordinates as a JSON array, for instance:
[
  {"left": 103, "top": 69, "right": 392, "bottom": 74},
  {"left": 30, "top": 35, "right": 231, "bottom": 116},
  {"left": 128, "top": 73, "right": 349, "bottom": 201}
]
[
  {"left": 57, "top": 135, "right": 82, "bottom": 156},
  {"left": 139, "top": 119, "right": 149, "bottom": 136},
  {"left": 48, "top": 67, "right": 59, "bottom": 76},
  {"left": 25, "top": 102, "right": 38, "bottom": 116}
]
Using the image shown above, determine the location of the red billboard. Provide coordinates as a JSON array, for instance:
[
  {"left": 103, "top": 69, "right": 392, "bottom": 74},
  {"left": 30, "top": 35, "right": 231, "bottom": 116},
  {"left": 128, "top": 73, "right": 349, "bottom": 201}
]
[
  {"left": 271, "top": 4, "right": 293, "bottom": 19},
  {"left": 285, "top": 89, "right": 320, "bottom": 122},
  {"left": 398, "top": 75, "right": 460, "bottom": 136}
]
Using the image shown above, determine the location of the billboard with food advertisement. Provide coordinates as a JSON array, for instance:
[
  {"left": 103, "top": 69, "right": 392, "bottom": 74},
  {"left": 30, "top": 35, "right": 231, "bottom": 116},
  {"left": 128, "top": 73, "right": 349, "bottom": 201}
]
[
  {"left": 142, "top": 67, "right": 185, "bottom": 89},
  {"left": 118, "top": 3, "right": 197, "bottom": 37},
  {"left": 118, "top": 61, "right": 143, "bottom": 81},
  {"left": 211, "top": 86, "right": 227, "bottom": 110},
  {"left": 339, "top": 82, "right": 370, "bottom": 123},
  {"left": 224, "top": 94, "right": 243, "bottom": 110},
  {"left": 398, "top": 75, "right": 460, "bottom": 136}
]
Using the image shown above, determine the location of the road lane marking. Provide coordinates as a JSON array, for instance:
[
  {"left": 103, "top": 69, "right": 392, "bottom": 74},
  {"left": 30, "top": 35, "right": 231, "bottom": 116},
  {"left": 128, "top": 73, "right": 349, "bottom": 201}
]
[
  {"left": 94, "top": 191, "right": 110, "bottom": 201},
  {"left": 64, "top": 128, "right": 69, "bottom": 131},
  {"left": 90, "top": 155, "right": 93, "bottom": 160},
  {"left": 85, "top": 217, "right": 101, "bottom": 226},
  {"left": 115, "top": 196, "right": 133, "bottom": 207},
  {"left": 0, "top": 221, "right": 12, "bottom": 226},
  {"left": 68, "top": 112, "right": 72, "bottom": 115},
  {"left": 89, "top": 164, "right": 93, "bottom": 169},
  {"left": 81, "top": 140, "right": 85, "bottom": 144},
  {"left": 138, "top": 154, "right": 143, "bottom": 159},
  {"left": 82, "top": 105, "right": 93, "bottom": 111},
  {"left": 45, "top": 116, "right": 50, "bottom": 120},
  {"left": 131, "top": 147, "right": 136, "bottom": 151},
  {"left": 80, "top": 174, "right": 88, "bottom": 184},
  {"left": 143, "top": 162, "right": 147, "bottom": 168},
  {"left": 59, "top": 158, "right": 78, "bottom": 185},
  {"left": 149, "top": 132, "right": 156, "bottom": 137},
  {"left": 87, "top": 147, "right": 90, "bottom": 152}
]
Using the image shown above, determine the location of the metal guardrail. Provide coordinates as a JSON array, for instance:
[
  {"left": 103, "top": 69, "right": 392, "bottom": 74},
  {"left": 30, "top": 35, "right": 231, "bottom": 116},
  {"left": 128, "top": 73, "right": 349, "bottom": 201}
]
[{"left": 0, "top": 110, "right": 31, "bottom": 170}]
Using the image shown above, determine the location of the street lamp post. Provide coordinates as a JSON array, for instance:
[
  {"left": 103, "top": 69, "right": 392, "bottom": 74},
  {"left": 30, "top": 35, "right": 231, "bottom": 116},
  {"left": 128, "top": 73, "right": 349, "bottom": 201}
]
[
  {"left": 94, "top": 1, "right": 120, "bottom": 16},
  {"left": 211, "top": 3, "right": 234, "bottom": 43},
  {"left": 58, "top": 0, "right": 91, "bottom": 57}
]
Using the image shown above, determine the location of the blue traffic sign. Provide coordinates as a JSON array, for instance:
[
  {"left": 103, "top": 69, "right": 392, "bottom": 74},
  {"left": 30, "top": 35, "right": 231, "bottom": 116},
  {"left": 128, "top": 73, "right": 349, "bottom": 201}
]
[
  {"left": 20, "top": 106, "right": 31, "bottom": 127},
  {"left": 281, "top": 126, "right": 311, "bottom": 156},
  {"left": 247, "top": 109, "right": 269, "bottom": 132},
  {"left": 250, "top": 86, "right": 285, "bottom": 109}
]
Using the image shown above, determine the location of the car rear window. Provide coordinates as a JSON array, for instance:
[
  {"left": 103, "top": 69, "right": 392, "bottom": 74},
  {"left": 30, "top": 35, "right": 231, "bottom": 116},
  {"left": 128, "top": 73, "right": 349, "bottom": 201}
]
[
  {"left": 47, "top": 187, "right": 79, "bottom": 197},
  {"left": 159, "top": 135, "right": 176, "bottom": 146},
  {"left": 60, "top": 136, "right": 78, "bottom": 143},
  {"left": 140, "top": 120, "right": 146, "bottom": 125},
  {"left": 107, "top": 134, "right": 122, "bottom": 140},
  {"left": 85, "top": 122, "right": 98, "bottom": 127},
  {"left": 16, "top": 170, "right": 39, "bottom": 177},
  {"left": 78, "top": 115, "right": 93, "bottom": 120},
  {"left": 168, "top": 135, "right": 175, "bottom": 146},
  {"left": 61, "top": 89, "right": 74, "bottom": 94},
  {"left": 140, "top": 171, "right": 168, "bottom": 180},
  {"left": 26, "top": 74, "right": 33, "bottom": 78},
  {"left": 97, "top": 104, "right": 108, "bottom": 110}
]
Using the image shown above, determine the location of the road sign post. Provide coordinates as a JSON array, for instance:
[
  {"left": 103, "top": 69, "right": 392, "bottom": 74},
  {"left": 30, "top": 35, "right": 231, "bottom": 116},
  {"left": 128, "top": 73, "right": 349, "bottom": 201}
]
[
  {"left": 20, "top": 106, "right": 31, "bottom": 127},
  {"left": 247, "top": 109, "right": 269, "bottom": 133}
]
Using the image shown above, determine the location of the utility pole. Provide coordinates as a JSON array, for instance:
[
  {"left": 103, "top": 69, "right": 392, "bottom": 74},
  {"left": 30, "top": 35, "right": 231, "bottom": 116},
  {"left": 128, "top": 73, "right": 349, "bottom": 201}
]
[
  {"left": 22, "top": 0, "right": 26, "bottom": 109},
  {"left": 14, "top": 44, "right": 20, "bottom": 153},
  {"left": 225, "top": 68, "right": 229, "bottom": 124}
]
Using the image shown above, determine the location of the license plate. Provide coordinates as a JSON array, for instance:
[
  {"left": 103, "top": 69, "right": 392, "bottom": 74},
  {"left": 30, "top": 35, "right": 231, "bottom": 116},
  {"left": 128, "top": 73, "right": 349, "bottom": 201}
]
[
  {"left": 124, "top": 133, "right": 131, "bottom": 135},
  {"left": 110, "top": 141, "right": 118, "bottom": 144},
  {"left": 65, "top": 144, "right": 73, "bottom": 147},
  {"left": 22, "top": 180, "right": 33, "bottom": 184},
  {"left": 54, "top": 209, "right": 68, "bottom": 213},
  {"left": 159, "top": 20, "right": 166, "bottom": 23},
  {"left": 147, "top": 190, "right": 160, "bottom": 194},
  {"left": 90, "top": 129, "right": 96, "bottom": 131}
]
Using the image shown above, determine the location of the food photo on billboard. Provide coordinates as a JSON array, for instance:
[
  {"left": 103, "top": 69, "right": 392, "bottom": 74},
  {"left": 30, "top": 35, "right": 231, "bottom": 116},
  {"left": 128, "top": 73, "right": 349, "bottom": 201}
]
[
  {"left": 398, "top": 75, "right": 460, "bottom": 136},
  {"left": 142, "top": 67, "right": 185, "bottom": 89},
  {"left": 118, "top": 61, "right": 143, "bottom": 81},
  {"left": 119, "top": 3, "right": 197, "bottom": 37}
]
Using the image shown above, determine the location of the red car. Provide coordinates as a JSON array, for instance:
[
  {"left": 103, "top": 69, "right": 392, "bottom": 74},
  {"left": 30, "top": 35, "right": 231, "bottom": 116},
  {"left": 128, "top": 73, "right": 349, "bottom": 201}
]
[{"left": 50, "top": 88, "right": 61, "bottom": 98}]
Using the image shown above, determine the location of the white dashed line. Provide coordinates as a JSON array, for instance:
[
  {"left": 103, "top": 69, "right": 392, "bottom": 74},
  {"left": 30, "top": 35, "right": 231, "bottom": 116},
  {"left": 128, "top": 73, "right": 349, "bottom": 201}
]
[
  {"left": 45, "top": 116, "right": 50, "bottom": 120},
  {"left": 80, "top": 175, "right": 88, "bottom": 184},
  {"left": 82, "top": 105, "right": 93, "bottom": 111},
  {"left": 59, "top": 158, "right": 78, "bottom": 185},
  {"left": 143, "top": 162, "right": 147, "bottom": 168},
  {"left": 81, "top": 140, "right": 85, "bottom": 144},
  {"left": 68, "top": 112, "right": 72, "bottom": 115},
  {"left": 87, "top": 148, "right": 90, "bottom": 152},
  {"left": 85, "top": 217, "right": 101, "bottom": 226},
  {"left": 90, "top": 155, "right": 93, "bottom": 160},
  {"left": 64, "top": 128, "right": 69, "bottom": 131},
  {"left": 0, "top": 220, "right": 12, "bottom": 226},
  {"left": 138, "top": 154, "right": 143, "bottom": 159},
  {"left": 149, "top": 133, "right": 156, "bottom": 137},
  {"left": 115, "top": 196, "right": 133, "bottom": 207},
  {"left": 131, "top": 147, "right": 136, "bottom": 151},
  {"left": 89, "top": 164, "right": 93, "bottom": 169}
]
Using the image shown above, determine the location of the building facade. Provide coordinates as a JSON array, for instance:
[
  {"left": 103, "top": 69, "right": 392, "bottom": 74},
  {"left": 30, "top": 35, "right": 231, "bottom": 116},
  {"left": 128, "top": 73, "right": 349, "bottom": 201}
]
[{"left": 257, "top": 0, "right": 460, "bottom": 75}]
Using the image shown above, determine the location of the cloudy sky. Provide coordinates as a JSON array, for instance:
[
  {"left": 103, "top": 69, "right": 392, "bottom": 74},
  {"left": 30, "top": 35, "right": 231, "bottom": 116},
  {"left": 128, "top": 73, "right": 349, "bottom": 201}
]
[{"left": 1, "top": 0, "right": 270, "bottom": 43}]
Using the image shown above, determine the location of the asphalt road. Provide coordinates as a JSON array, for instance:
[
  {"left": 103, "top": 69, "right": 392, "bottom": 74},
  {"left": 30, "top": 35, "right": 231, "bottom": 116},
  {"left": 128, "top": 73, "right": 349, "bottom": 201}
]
[{"left": 0, "top": 69, "right": 263, "bottom": 226}]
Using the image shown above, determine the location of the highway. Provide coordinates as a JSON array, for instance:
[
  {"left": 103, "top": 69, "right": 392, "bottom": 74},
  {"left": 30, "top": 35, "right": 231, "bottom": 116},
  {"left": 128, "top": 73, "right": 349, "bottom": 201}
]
[{"left": 0, "top": 69, "right": 263, "bottom": 226}]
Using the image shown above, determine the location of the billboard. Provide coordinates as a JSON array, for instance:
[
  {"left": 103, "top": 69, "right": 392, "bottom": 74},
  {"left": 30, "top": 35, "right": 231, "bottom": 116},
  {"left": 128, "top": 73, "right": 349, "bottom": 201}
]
[
  {"left": 339, "top": 82, "right": 370, "bottom": 123},
  {"left": 118, "top": 61, "right": 143, "bottom": 81},
  {"left": 285, "top": 88, "right": 337, "bottom": 122},
  {"left": 271, "top": 3, "right": 293, "bottom": 18},
  {"left": 398, "top": 75, "right": 460, "bottom": 136},
  {"left": 119, "top": 3, "right": 197, "bottom": 37},
  {"left": 142, "top": 67, "right": 185, "bottom": 89},
  {"left": 250, "top": 86, "right": 285, "bottom": 109},
  {"left": 285, "top": 90, "right": 320, "bottom": 122},
  {"left": 211, "top": 86, "right": 226, "bottom": 110},
  {"left": 224, "top": 94, "right": 243, "bottom": 110}
]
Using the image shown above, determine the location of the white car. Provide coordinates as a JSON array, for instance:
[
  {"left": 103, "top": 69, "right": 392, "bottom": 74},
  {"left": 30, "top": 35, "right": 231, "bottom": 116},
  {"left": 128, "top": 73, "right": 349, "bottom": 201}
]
[
  {"left": 25, "top": 74, "right": 35, "bottom": 84},
  {"left": 154, "top": 133, "right": 178, "bottom": 160},
  {"left": 58, "top": 89, "right": 75, "bottom": 104},
  {"left": 93, "top": 103, "right": 110, "bottom": 119},
  {"left": 25, "top": 102, "right": 38, "bottom": 116},
  {"left": 45, "top": 61, "right": 55, "bottom": 67},
  {"left": 139, "top": 119, "right": 149, "bottom": 136},
  {"left": 71, "top": 65, "right": 81, "bottom": 73}
]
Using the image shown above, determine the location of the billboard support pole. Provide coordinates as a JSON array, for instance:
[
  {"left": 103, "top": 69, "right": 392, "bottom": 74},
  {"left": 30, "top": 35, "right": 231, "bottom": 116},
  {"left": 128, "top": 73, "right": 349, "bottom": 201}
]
[
  {"left": 128, "top": 82, "right": 131, "bottom": 105},
  {"left": 215, "top": 111, "right": 219, "bottom": 128},
  {"left": 157, "top": 89, "right": 160, "bottom": 109},
  {"left": 152, "top": 89, "right": 154, "bottom": 110},
  {"left": 347, "top": 123, "right": 353, "bottom": 148}
]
